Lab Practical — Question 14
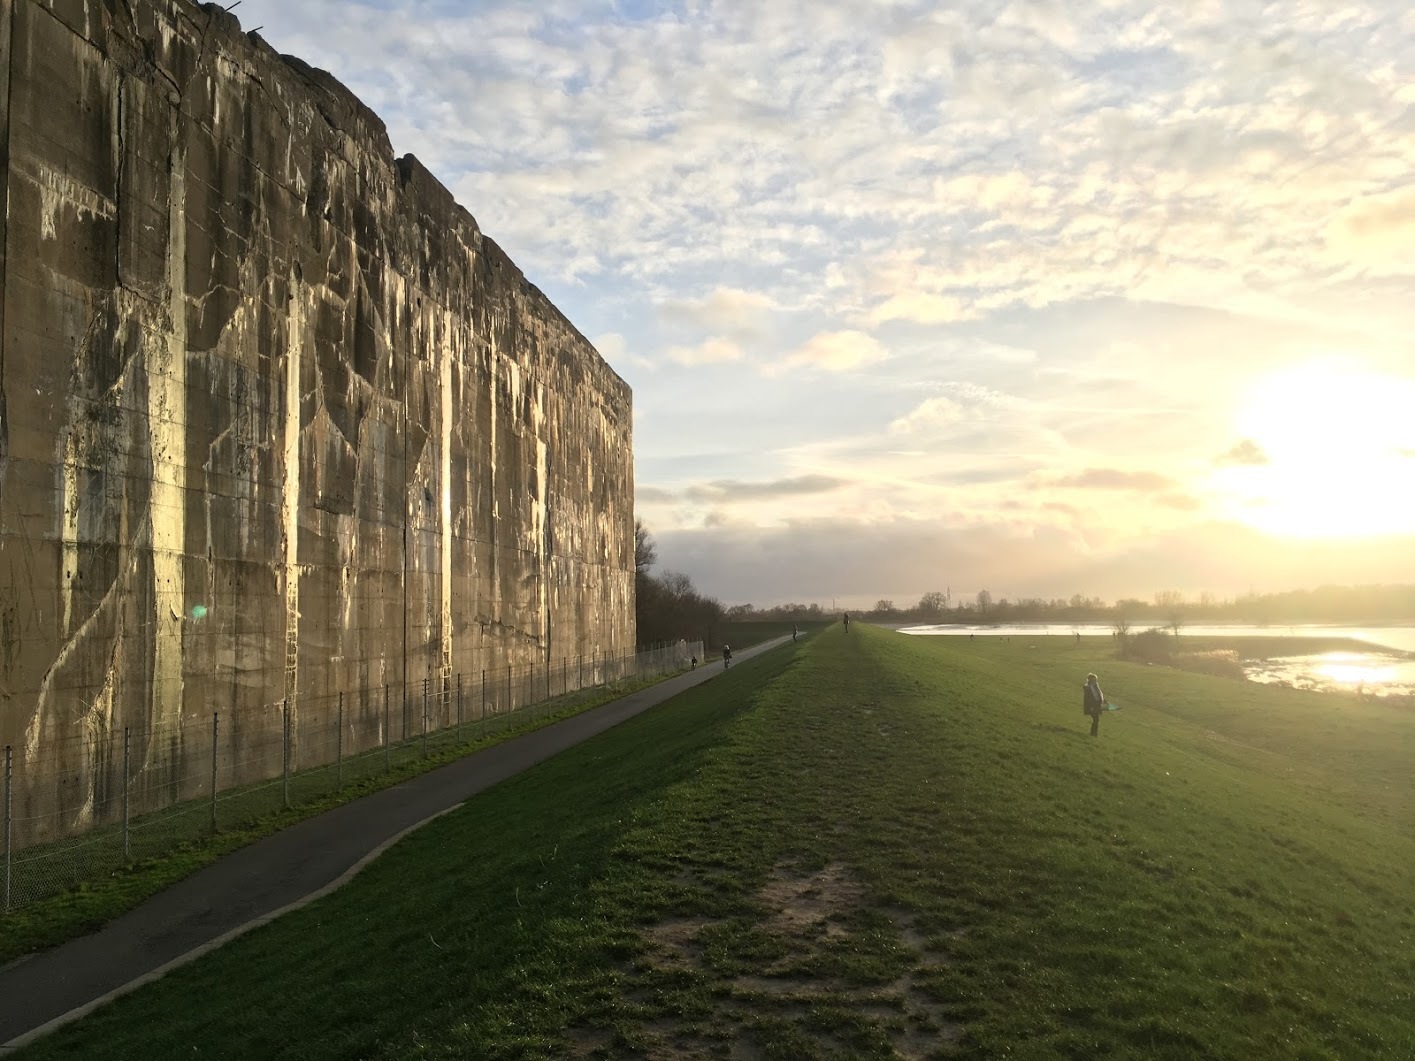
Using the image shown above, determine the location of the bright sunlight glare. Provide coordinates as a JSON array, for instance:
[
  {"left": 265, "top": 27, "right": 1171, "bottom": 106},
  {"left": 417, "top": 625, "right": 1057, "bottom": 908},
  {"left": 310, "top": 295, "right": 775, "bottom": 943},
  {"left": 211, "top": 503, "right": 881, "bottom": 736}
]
[{"left": 1213, "top": 360, "right": 1415, "bottom": 539}]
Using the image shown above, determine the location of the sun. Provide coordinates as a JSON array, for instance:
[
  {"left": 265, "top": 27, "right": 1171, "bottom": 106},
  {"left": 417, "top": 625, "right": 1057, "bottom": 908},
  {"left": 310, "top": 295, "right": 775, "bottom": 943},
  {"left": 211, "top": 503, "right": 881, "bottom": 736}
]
[{"left": 1213, "top": 360, "right": 1415, "bottom": 539}]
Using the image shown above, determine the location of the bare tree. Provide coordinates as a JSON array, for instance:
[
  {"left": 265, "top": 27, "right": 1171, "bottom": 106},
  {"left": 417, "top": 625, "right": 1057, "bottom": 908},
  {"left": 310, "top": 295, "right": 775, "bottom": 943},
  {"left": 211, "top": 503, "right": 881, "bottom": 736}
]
[
  {"left": 976, "top": 589, "right": 993, "bottom": 618},
  {"left": 634, "top": 519, "right": 657, "bottom": 574},
  {"left": 1154, "top": 589, "right": 1185, "bottom": 637}
]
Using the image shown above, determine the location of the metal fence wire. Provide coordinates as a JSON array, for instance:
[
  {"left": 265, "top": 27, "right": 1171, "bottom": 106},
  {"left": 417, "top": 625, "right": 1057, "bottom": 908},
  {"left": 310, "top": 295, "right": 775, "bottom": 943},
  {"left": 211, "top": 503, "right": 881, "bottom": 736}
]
[{"left": 2, "top": 641, "right": 703, "bottom": 914}]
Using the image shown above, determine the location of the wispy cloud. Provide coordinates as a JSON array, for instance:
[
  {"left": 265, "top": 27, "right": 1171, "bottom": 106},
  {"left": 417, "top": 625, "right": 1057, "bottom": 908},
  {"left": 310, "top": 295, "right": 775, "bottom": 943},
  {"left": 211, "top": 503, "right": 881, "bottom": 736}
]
[
  {"left": 660, "top": 287, "right": 777, "bottom": 340},
  {"left": 771, "top": 330, "right": 889, "bottom": 374},
  {"left": 867, "top": 292, "right": 973, "bottom": 326},
  {"left": 1215, "top": 439, "right": 1270, "bottom": 467},
  {"left": 666, "top": 337, "right": 744, "bottom": 367},
  {"left": 1326, "top": 184, "right": 1415, "bottom": 274},
  {"left": 686, "top": 475, "right": 847, "bottom": 502},
  {"left": 1049, "top": 469, "right": 1179, "bottom": 492}
]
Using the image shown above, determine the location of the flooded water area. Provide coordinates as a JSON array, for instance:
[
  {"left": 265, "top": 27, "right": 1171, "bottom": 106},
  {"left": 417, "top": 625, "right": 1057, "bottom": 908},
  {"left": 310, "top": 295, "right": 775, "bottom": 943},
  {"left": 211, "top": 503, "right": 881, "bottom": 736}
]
[
  {"left": 899, "top": 623, "right": 1415, "bottom": 699},
  {"left": 1243, "top": 653, "right": 1415, "bottom": 698}
]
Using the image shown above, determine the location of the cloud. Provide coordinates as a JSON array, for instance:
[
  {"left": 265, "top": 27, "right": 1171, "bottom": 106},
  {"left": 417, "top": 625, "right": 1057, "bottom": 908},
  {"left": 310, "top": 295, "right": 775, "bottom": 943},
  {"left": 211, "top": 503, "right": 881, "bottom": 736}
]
[
  {"left": 1215, "top": 439, "right": 1269, "bottom": 467},
  {"left": 594, "top": 331, "right": 627, "bottom": 360},
  {"left": 593, "top": 331, "right": 656, "bottom": 371},
  {"left": 890, "top": 383, "right": 1023, "bottom": 434},
  {"left": 773, "top": 330, "right": 889, "bottom": 374},
  {"left": 241, "top": 0, "right": 1415, "bottom": 339},
  {"left": 655, "top": 516, "right": 1415, "bottom": 608},
  {"left": 890, "top": 397, "right": 965, "bottom": 434},
  {"left": 1327, "top": 185, "right": 1415, "bottom": 273},
  {"left": 1156, "top": 493, "right": 1202, "bottom": 511},
  {"left": 636, "top": 485, "right": 678, "bottom": 504},
  {"left": 666, "top": 337, "right": 745, "bottom": 366},
  {"left": 868, "top": 292, "right": 971, "bottom": 325},
  {"left": 977, "top": 343, "right": 1039, "bottom": 365},
  {"left": 1050, "top": 469, "right": 1179, "bottom": 492},
  {"left": 660, "top": 287, "right": 777, "bottom": 340},
  {"left": 685, "top": 475, "right": 847, "bottom": 503}
]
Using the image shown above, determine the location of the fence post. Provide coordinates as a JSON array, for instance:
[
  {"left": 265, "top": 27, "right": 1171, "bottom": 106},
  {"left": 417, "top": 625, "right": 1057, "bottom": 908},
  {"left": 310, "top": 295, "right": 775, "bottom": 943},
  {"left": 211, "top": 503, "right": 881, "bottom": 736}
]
[
  {"left": 4, "top": 746, "right": 12, "bottom": 915},
  {"left": 480, "top": 668, "right": 487, "bottom": 737},
  {"left": 456, "top": 673, "right": 463, "bottom": 744},
  {"left": 122, "top": 728, "right": 131, "bottom": 860},
  {"left": 210, "top": 712, "right": 219, "bottom": 835},
  {"left": 282, "top": 699, "right": 291, "bottom": 810},
  {"left": 422, "top": 677, "right": 429, "bottom": 757},
  {"left": 337, "top": 691, "right": 344, "bottom": 790},
  {"left": 383, "top": 684, "right": 391, "bottom": 772}
]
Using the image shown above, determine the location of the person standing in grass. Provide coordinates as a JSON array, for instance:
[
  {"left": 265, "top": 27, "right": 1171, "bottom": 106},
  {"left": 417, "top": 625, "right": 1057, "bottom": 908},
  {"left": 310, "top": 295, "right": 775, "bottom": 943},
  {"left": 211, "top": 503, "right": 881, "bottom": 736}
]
[{"left": 1083, "top": 672, "right": 1106, "bottom": 737}]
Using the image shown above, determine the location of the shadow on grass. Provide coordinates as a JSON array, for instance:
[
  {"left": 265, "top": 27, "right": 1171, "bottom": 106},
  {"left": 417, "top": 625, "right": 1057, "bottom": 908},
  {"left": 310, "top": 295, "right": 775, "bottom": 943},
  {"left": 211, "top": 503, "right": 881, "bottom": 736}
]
[{"left": 0, "top": 669, "right": 694, "bottom": 966}]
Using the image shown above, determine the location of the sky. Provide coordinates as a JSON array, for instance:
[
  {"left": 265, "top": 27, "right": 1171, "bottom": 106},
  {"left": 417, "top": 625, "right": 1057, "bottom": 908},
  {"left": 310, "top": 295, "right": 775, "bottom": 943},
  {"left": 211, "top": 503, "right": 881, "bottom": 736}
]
[{"left": 235, "top": 0, "right": 1415, "bottom": 609}]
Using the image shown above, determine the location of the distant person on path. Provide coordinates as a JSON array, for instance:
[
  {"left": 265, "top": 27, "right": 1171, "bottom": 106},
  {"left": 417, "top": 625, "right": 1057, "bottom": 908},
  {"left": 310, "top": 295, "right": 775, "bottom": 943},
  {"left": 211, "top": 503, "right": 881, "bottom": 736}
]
[
  {"left": 792, "top": 624, "right": 798, "bottom": 642},
  {"left": 843, "top": 613, "right": 850, "bottom": 629},
  {"left": 1083, "top": 672, "right": 1106, "bottom": 737},
  {"left": 722, "top": 644, "right": 733, "bottom": 669}
]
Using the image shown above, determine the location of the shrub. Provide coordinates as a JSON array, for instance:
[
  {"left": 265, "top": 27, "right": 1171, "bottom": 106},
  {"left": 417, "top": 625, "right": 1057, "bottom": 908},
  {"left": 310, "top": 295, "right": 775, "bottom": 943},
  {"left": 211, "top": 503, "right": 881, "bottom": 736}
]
[{"left": 1120, "top": 627, "right": 1174, "bottom": 664}]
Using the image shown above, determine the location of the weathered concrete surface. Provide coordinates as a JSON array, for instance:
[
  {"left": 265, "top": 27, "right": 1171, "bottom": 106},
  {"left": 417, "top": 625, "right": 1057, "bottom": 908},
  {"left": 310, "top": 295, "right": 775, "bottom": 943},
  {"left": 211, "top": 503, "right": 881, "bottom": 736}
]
[{"left": 0, "top": 0, "right": 634, "bottom": 841}]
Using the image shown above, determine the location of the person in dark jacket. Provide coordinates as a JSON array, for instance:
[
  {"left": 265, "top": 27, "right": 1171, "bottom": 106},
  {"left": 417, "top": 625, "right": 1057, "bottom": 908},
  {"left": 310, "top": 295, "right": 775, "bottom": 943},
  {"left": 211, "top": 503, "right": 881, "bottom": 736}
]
[{"left": 1083, "top": 672, "right": 1106, "bottom": 737}]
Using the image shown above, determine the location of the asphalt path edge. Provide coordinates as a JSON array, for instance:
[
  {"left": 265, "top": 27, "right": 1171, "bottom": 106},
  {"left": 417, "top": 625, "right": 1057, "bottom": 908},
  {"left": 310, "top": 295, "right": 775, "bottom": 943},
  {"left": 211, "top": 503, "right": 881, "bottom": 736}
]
[{"left": 0, "top": 805, "right": 464, "bottom": 1053}]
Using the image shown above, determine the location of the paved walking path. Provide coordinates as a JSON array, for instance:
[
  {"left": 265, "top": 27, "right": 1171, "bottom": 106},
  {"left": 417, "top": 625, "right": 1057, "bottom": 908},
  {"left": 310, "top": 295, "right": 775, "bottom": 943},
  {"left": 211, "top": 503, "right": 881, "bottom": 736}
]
[{"left": 0, "top": 637, "right": 793, "bottom": 1051}]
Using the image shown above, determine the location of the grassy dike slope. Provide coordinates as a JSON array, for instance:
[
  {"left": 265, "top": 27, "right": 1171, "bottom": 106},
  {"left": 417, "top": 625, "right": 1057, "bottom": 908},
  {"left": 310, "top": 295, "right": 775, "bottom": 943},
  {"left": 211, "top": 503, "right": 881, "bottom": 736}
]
[{"left": 19, "top": 628, "right": 1414, "bottom": 1059}]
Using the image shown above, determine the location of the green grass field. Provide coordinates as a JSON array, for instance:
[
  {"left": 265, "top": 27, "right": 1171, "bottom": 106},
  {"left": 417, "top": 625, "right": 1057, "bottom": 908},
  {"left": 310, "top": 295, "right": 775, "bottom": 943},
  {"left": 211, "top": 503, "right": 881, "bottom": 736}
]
[{"left": 18, "top": 628, "right": 1415, "bottom": 1059}]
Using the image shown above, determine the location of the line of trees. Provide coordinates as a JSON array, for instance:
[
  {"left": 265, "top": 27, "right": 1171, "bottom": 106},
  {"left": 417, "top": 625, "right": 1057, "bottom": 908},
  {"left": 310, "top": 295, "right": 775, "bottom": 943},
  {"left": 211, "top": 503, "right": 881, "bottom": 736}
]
[
  {"left": 730, "top": 583, "right": 1415, "bottom": 628},
  {"left": 635, "top": 521, "right": 726, "bottom": 650}
]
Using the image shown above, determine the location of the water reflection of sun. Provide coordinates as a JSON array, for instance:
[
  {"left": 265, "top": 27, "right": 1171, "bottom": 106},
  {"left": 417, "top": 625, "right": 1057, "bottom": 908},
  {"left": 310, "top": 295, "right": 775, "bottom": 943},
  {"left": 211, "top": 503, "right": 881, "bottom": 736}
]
[
  {"left": 1314, "top": 652, "right": 1398, "bottom": 688},
  {"left": 1215, "top": 361, "right": 1415, "bottom": 538}
]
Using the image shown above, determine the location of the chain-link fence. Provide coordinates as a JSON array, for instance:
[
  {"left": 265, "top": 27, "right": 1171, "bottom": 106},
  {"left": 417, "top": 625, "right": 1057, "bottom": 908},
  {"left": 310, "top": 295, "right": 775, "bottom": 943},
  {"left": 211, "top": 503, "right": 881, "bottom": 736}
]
[{"left": 1, "top": 641, "right": 703, "bottom": 915}]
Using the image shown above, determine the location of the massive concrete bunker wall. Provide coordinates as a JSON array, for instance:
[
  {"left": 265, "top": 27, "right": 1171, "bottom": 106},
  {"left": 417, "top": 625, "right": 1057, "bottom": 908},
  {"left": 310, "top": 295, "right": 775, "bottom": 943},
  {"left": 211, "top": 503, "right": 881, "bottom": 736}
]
[{"left": 0, "top": 0, "right": 635, "bottom": 833}]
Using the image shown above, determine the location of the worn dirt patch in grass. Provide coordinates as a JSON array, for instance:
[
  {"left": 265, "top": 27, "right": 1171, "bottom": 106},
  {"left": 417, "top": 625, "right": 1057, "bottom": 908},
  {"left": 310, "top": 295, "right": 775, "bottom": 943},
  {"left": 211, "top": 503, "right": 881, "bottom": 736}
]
[
  {"left": 643, "top": 916, "right": 712, "bottom": 971},
  {"left": 625, "top": 861, "right": 965, "bottom": 1059},
  {"left": 758, "top": 860, "right": 863, "bottom": 939}
]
